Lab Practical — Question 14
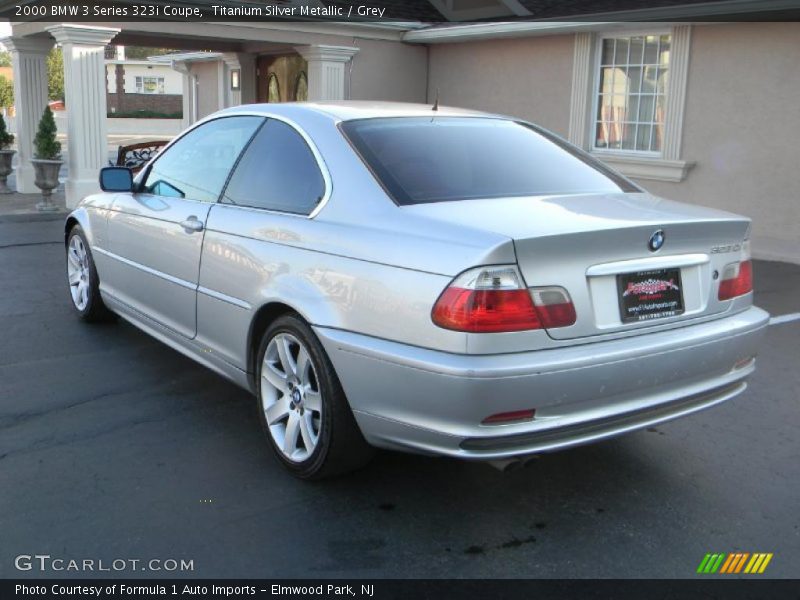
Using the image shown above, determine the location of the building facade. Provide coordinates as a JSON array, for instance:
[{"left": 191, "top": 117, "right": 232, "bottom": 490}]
[{"left": 3, "top": 16, "right": 798, "bottom": 263}]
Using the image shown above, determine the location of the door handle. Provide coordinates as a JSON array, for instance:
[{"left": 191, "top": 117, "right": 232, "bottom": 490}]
[{"left": 180, "top": 216, "right": 204, "bottom": 233}]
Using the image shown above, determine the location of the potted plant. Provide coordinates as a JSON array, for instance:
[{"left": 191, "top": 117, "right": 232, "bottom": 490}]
[
  {"left": 0, "top": 113, "right": 15, "bottom": 194},
  {"left": 31, "top": 106, "right": 63, "bottom": 212}
]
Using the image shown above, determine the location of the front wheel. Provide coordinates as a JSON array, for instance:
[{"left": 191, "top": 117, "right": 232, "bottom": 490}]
[
  {"left": 256, "top": 314, "right": 373, "bottom": 479},
  {"left": 66, "top": 225, "right": 114, "bottom": 322}
]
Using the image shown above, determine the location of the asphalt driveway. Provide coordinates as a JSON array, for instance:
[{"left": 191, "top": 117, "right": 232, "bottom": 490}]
[{"left": 1, "top": 218, "right": 798, "bottom": 578}]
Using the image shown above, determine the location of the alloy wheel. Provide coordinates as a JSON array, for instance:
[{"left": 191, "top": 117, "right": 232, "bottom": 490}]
[
  {"left": 67, "top": 235, "right": 90, "bottom": 311},
  {"left": 261, "top": 333, "right": 323, "bottom": 462}
]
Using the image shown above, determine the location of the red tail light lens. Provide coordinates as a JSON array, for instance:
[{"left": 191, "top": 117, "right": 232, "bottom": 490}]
[
  {"left": 432, "top": 266, "right": 576, "bottom": 333},
  {"left": 718, "top": 260, "right": 753, "bottom": 300},
  {"left": 433, "top": 287, "right": 540, "bottom": 333}
]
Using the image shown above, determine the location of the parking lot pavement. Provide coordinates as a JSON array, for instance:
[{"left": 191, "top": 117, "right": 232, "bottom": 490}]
[{"left": 1, "top": 219, "right": 798, "bottom": 579}]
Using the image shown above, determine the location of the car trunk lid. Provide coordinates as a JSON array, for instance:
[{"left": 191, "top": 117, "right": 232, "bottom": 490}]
[{"left": 404, "top": 193, "right": 751, "bottom": 342}]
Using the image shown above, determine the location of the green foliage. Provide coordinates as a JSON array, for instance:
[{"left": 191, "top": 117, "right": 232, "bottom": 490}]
[
  {"left": 47, "top": 48, "right": 64, "bottom": 101},
  {"left": 123, "top": 47, "right": 177, "bottom": 60},
  {"left": 0, "top": 75, "right": 13, "bottom": 109},
  {"left": 33, "top": 106, "right": 61, "bottom": 160},
  {"left": 0, "top": 112, "right": 14, "bottom": 149},
  {"left": 0, "top": 51, "right": 11, "bottom": 68}
]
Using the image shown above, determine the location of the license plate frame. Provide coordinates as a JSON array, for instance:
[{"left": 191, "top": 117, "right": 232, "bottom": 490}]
[{"left": 617, "top": 268, "right": 685, "bottom": 323}]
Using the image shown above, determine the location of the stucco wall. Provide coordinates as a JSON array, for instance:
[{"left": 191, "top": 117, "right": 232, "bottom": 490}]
[
  {"left": 349, "top": 38, "right": 428, "bottom": 103},
  {"left": 641, "top": 23, "right": 800, "bottom": 263},
  {"left": 427, "top": 25, "right": 799, "bottom": 263},
  {"left": 192, "top": 61, "right": 220, "bottom": 120},
  {"left": 426, "top": 34, "right": 574, "bottom": 136}
]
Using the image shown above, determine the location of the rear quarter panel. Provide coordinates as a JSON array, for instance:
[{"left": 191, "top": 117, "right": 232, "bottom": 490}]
[{"left": 196, "top": 204, "right": 488, "bottom": 369}]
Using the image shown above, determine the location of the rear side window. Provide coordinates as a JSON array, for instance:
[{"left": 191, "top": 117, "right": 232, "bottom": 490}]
[
  {"left": 341, "top": 117, "right": 638, "bottom": 205},
  {"left": 142, "top": 116, "right": 264, "bottom": 203},
  {"left": 222, "top": 119, "right": 325, "bottom": 215}
]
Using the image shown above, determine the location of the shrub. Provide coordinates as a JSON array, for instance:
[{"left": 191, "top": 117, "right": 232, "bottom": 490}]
[
  {"left": 0, "top": 112, "right": 14, "bottom": 150},
  {"left": 34, "top": 106, "right": 61, "bottom": 160}
]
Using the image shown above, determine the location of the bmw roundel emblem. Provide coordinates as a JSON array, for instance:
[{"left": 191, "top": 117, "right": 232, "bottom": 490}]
[{"left": 649, "top": 229, "right": 665, "bottom": 252}]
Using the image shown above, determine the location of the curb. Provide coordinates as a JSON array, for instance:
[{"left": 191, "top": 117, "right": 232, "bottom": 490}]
[{"left": 0, "top": 211, "right": 69, "bottom": 223}]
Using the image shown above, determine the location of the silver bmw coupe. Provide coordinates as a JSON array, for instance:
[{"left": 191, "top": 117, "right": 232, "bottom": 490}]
[{"left": 65, "top": 102, "right": 768, "bottom": 478}]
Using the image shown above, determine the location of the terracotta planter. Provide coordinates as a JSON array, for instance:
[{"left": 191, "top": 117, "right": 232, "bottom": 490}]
[
  {"left": 31, "top": 158, "right": 63, "bottom": 212},
  {"left": 0, "top": 149, "right": 14, "bottom": 194}
]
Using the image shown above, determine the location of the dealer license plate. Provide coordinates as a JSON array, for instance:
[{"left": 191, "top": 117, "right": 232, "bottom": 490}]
[{"left": 617, "top": 268, "right": 684, "bottom": 323}]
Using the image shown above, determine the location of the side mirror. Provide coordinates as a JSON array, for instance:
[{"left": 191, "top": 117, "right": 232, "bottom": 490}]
[{"left": 99, "top": 167, "right": 134, "bottom": 192}]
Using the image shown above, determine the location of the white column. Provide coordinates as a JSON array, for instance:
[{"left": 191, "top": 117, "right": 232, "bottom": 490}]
[
  {"left": 172, "top": 60, "right": 195, "bottom": 128},
  {"left": 567, "top": 32, "right": 596, "bottom": 150},
  {"left": 217, "top": 60, "right": 228, "bottom": 110},
  {"left": 662, "top": 25, "right": 692, "bottom": 161},
  {"left": 46, "top": 24, "right": 119, "bottom": 208},
  {"left": 222, "top": 55, "right": 240, "bottom": 107},
  {"left": 3, "top": 36, "right": 53, "bottom": 193},
  {"left": 295, "top": 45, "right": 359, "bottom": 102}
]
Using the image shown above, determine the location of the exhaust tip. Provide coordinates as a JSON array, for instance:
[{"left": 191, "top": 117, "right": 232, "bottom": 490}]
[{"left": 487, "top": 459, "right": 522, "bottom": 472}]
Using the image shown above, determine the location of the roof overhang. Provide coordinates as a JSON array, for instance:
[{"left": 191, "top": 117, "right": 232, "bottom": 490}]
[
  {"left": 404, "top": 21, "right": 608, "bottom": 43},
  {"left": 404, "top": 0, "right": 800, "bottom": 43},
  {"left": 148, "top": 51, "right": 223, "bottom": 64}
]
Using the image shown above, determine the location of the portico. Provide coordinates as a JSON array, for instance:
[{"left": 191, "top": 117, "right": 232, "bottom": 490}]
[{"left": 3, "top": 20, "right": 424, "bottom": 208}]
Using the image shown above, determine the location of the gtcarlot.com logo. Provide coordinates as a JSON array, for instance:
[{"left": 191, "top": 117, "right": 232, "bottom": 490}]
[
  {"left": 15, "top": 554, "right": 194, "bottom": 573},
  {"left": 696, "top": 552, "right": 773, "bottom": 574}
]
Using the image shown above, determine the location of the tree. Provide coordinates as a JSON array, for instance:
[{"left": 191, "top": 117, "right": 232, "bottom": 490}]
[
  {"left": 0, "top": 51, "right": 11, "bottom": 68},
  {"left": 34, "top": 106, "right": 61, "bottom": 160},
  {"left": 0, "top": 75, "right": 13, "bottom": 109},
  {"left": 123, "top": 47, "right": 177, "bottom": 59},
  {"left": 47, "top": 48, "right": 64, "bottom": 102}
]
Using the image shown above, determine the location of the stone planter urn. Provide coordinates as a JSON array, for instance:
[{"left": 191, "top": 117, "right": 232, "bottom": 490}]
[
  {"left": 0, "top": 149, "right": 14, "bottom": 194},
  {"left": 31, "top": 158, "right": 63, "bottom": 212}
]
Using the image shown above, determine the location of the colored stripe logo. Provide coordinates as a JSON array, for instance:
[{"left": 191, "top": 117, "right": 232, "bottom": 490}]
[{"left": 697, "top": 552, "right": 773, "bottom": 574}]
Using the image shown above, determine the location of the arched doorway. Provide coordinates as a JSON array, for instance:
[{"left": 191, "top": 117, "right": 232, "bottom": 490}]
[{"left": 256, "top": 54, "right": 307, "bottom": 103}]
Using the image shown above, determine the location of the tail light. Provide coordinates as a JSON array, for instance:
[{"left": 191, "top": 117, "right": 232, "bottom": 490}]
[
  {"left": 530, "top": 287, "right": 577, "bottom": 329},
  {"left": 432, "top": 266, "right": 576, "bottom": 333},
  {"left": 718, "top": 260, "right": 753, "bottom": 300}
]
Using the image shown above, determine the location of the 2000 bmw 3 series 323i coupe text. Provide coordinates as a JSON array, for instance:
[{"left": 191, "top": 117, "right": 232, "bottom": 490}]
[{"left": 65, "top": 102, "right": 769, "bottom": 478}]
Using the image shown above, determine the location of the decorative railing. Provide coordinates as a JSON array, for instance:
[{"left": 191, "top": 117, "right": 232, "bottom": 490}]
[{"left": 114, "top": 141, "right": 169, "bottom": 173}]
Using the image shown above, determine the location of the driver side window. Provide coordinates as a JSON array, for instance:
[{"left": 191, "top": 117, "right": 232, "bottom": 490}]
[{"left": 142, "top": 116, "right": 264, "bottom": 203}]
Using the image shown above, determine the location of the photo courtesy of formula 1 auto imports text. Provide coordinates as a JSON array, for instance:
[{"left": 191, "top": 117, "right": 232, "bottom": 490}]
[{"left": 1, "top": 0, "right": 799, "bottom": 599}]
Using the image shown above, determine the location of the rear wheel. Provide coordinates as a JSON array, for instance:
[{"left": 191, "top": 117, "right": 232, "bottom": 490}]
[
  {"left": 256, "top": 314, "right": 373, "bottom": 479},
  {"left": 66, "top": 225, "right": 115, "bottom": 322}
]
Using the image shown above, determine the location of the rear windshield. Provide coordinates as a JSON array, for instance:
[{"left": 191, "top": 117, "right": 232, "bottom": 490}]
[{"left": 340, "top": 117, "right": 638, "bottom": 205}]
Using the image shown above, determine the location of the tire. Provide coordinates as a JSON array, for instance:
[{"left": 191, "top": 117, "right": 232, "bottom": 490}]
[
  {"left": 256, "top": 313, "right": 373, "bottom": 479},
  {"left": 66, "top": 225, "right": 115, "bottom": 322}
]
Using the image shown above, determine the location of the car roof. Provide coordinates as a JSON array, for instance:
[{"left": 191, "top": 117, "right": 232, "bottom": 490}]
[{"left": 218, "top": 101, "right": 503, "bottom": 123}]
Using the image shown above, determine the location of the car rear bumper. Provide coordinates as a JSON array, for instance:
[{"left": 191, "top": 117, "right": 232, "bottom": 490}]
[{"left": 314, "top": 306, "right": 769, "bottom": 460}]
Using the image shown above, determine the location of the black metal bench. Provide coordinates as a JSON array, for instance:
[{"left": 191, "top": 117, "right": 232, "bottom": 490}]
[{"left": 114, "top": 140, "right": 169, "bottom": 173}]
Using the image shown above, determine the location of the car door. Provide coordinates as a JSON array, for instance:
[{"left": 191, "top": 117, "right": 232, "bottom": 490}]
[
  {"left": 195, "top": 118, "right": 328, "bottom": 368},
  {"left": 103, "top": 116, "right": 265, "bottom": 338}
]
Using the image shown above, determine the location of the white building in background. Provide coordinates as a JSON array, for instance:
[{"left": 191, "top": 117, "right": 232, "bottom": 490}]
[
  {"left": 104, "top": 45, "right": 183, "bottom": 115},
  {"left": 105, "top": 60, "right": 182, "bottom": 96}
]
